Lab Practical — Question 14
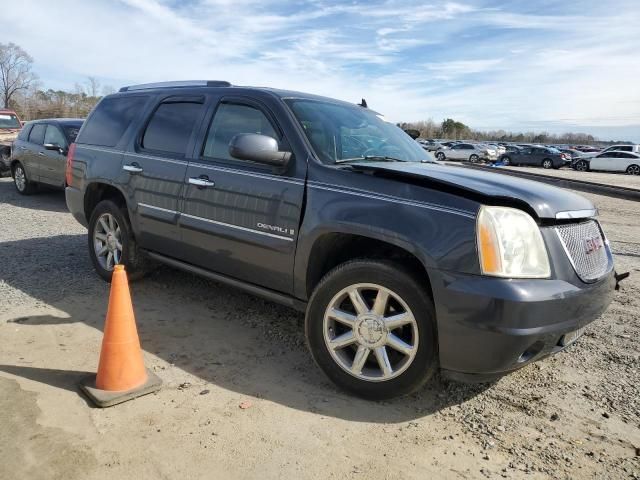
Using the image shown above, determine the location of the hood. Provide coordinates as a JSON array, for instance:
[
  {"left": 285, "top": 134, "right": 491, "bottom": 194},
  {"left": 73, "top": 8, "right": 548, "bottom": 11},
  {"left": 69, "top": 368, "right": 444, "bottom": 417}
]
[
  {"left": 0, "top": 129, "right": 20, "bottom": 143},
  {"left": 348, "top": 161, "right": 594, "bottom": 220}
]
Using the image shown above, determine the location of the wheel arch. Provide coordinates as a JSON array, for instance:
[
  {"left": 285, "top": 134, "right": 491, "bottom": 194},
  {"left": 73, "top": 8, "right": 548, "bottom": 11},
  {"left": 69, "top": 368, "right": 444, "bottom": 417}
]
[
  {"left": 84, "top": 182, "right": 129, "bottom": 223},
  {"left": 304, "top": 231, "right": 434, "bottom": 302}
]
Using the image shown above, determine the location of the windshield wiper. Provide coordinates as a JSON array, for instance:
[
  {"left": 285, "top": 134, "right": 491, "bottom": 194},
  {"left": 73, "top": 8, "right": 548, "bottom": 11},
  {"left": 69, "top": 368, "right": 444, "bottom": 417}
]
[{"left": 336, "top": 155, "right": 406, "bottom": 164}]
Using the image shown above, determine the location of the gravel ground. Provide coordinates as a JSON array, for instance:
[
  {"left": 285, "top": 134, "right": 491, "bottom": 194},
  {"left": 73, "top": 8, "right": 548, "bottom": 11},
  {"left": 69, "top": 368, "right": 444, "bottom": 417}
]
[{"left": 0, "top": 177, "right": 638, "bottom": 479}]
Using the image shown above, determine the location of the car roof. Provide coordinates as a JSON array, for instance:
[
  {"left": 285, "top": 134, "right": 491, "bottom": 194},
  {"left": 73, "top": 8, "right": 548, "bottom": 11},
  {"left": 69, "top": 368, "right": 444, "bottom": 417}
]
[
  {"left": 115, "top": 80, "right": 373, "bottom": 112},
  {"left": 603, "top": 150, "right": 640, "bottom": 156},
  {"left": 27, "top": 118, "right": 84, "bottom": 126}
]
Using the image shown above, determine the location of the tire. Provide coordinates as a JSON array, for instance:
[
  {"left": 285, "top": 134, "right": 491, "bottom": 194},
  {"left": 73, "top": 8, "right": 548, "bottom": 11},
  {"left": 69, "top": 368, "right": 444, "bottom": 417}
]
[
  {"left": 436, "top": 152, "right": 445, "bottom": 161},
  {"left": 12, "top": 162, "right": 36, "bottom": 195},
  {"left": 575, "top": 160, "right": 589, "bottom": 172},
  {"left": 542, "top": 159, "right": 553, "bottom": 169},
  {"left": 469, "top": 154, "right": 479, "bottom": 163},
  {"left": 88, "top": 199, "right": 149, "bottom": 282},
  {"left": 305, "top": 260, "right": 437, "bottom": 400},
  {"left": 502, "top": 156, "right": 510, "bottom": 166},
  {"left": 626, "top": 164, "right": 640, "bottom": 175}
]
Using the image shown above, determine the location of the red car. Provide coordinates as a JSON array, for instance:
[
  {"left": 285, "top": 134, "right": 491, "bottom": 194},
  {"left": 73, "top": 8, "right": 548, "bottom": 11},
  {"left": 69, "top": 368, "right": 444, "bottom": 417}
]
[{"left": 0, "top": 108, "right": 23, "bottom": 172}]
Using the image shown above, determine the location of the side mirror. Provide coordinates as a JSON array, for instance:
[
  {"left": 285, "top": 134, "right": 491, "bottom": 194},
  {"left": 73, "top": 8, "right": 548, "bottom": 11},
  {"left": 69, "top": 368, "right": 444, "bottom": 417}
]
[
  {"left": 229, "top": 133, "right": 291, "bottom": 167},
  {"left": 44, "top": 143, "right": 66, "bottom": 154}
]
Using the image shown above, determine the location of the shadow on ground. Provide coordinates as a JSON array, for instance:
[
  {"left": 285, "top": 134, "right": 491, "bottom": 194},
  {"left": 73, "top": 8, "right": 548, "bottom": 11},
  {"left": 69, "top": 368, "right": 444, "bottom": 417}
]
[
  {"left": 0, "top": 179, "right": 68, "bottom": 213},
  {"left": 0, "top": 175, "right": 492, "bottom": 422}
]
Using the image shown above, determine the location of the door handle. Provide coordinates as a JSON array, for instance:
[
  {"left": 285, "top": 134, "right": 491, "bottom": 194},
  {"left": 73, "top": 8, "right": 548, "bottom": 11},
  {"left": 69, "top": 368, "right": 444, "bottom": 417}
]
[
  {"left": 123, "top": 164, "right": 143, "bottom": 174},
  {"left": 188, "top": 176, "right": 215, "bottom": 188}
]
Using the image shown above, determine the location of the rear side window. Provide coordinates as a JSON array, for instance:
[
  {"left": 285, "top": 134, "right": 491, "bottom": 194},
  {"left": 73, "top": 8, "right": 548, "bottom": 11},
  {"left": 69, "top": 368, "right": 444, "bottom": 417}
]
[
  {"left": 78, "top": 96, "right": 147, "bottom": 147},
  {"left": 142, "top": 101, "right": 203, "bottom": 155},
  {"left": 29, "top": 124, "right": 46, "bottom": 145},
  {"left": 618, "top": 146, "right": 632, "bottom": 152},
  {"left": 203, "top": 103, "right": 278, "bottom": 160},
  {"left": 17, "top": 124, "right": 32, "bottom": 140}
]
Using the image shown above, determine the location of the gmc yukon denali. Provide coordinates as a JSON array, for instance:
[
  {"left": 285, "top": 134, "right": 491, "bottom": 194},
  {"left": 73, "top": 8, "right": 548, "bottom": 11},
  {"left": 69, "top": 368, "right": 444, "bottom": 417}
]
[{"left": 66, "top": 81, "right": 616, "bottom": 399}]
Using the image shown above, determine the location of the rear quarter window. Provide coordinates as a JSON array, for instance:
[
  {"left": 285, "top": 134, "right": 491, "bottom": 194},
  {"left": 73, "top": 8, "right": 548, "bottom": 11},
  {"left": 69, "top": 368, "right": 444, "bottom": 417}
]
[{"left": 77, "top": 95, "right": 148, "bottom": 147}]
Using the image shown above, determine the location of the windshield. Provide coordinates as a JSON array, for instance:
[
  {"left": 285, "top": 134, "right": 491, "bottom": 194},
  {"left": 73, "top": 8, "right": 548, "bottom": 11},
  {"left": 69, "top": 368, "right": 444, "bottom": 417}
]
[
  {"left": 285, "top": 99, "right": 431, "bottom": 164},
  {"left": 0, "top": 113, "right": 21, "bottom": 129}
]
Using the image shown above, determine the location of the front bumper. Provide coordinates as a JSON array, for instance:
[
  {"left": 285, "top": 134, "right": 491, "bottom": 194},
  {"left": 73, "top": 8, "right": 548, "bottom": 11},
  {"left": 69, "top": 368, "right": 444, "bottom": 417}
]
[{"left": 430, "top": 269, "right": 615, "bottom": 382}]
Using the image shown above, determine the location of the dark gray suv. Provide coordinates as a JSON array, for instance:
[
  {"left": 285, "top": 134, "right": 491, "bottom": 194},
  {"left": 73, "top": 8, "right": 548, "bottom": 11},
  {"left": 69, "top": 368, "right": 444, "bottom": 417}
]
[{"left": 65, "top": 81, "right": 616, "bottom": 399}]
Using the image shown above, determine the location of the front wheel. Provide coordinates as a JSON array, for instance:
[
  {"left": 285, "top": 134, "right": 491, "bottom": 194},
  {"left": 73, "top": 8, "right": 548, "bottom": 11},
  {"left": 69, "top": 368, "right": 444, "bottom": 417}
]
[
  {"left": 469, "top": 154, "right": 479, "bottom": 163},
  {"left": 626, "top": 164, "right": 640, "bottom": 175},
  {"left": 88, "top": 199, "right": 149, "bottom": 282},
  {"left": 436, "top": 152, "right": 445, "bottom": 161},
  {"left": 12, "top": 162, "right": 36, "bottom": 195},
  {"left": 306, "top": 260, "right": 437, "bottom": 400},
  {"left": 542, "top": 159, "right": 553, "bottom": 169},
  {"left": 502, "top": 156, "right": 511, "bottom": 166},
  {"left": 575, "top": 160, "right": 589, "bottom": 172}
]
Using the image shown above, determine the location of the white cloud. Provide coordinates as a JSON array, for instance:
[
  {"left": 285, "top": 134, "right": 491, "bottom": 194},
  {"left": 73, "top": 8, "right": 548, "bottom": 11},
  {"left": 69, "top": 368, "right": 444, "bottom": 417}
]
[{"left": 0, "top": 0, "right": 638, "bottom": 140}]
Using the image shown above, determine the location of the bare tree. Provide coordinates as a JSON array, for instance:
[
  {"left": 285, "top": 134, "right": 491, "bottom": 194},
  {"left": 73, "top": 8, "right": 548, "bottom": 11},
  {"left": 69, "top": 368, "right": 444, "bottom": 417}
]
[
  {"left": 0, "top": 42, "right": 37, "bottom": 108},
  {"left": 85, "top": 76, "right": 101, "bottom": 98}
]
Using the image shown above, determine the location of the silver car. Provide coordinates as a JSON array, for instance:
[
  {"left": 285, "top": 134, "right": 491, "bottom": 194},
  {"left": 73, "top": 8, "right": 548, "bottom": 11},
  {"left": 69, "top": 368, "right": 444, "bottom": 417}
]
[{"left": 436, "top": 142, "right": 497, "bottom": 163}]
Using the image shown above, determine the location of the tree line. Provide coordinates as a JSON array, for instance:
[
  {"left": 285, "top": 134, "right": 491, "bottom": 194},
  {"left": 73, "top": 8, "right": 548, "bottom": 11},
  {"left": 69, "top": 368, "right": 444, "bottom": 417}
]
[{"left": 397, "top": 119, "right": 629, "bottom": 146}]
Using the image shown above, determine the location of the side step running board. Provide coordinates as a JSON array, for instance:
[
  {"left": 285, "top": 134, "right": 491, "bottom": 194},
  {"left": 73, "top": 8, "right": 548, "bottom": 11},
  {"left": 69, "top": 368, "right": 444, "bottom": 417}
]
[{"left": 145, "top": 251, "right": 307, "bottom": 312}]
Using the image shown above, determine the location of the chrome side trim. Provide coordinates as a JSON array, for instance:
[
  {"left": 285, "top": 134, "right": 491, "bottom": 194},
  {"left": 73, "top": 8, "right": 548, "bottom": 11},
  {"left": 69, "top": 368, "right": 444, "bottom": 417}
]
[
  {"left": 308, "top": 182, "right": 476, "bottom": 219},
  {"left": 181, "top": 213, "right": 294, "bottom": 241},
  {"left": 138, "top": 203, "right": 177, "bottom": 214},
  {"left": 189, "top": 162, "right": 305, "bottom": 185},
  {"left": 555, "top": 209, "right": 598, "bottom": 220}
]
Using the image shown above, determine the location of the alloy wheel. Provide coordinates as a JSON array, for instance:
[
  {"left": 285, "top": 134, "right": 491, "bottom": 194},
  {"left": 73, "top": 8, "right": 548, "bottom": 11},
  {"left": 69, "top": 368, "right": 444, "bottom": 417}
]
[
  {"left": 93, "top": 213, "right": 123, "bottom": 271},
  {"left": 14, "top": 166, "right": 26, "bottom": 192},
  {"left": 543, "top": 159, "right": 553, "bottom": 169},
  {"left": 576, "top": 161, "right": 587, "bottom": 172},
  {"left": 323, "top": 283, "right": 419, "bottom": 382},
  {"left": 627, "top": 165, "right": 640, "bottom": 175}
]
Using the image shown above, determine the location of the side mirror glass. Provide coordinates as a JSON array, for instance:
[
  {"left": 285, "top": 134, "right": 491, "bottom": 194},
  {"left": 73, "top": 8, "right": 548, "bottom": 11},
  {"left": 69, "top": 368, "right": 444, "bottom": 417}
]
[{"left": 229, "top": 133, "right": 291, "bottom": 167}]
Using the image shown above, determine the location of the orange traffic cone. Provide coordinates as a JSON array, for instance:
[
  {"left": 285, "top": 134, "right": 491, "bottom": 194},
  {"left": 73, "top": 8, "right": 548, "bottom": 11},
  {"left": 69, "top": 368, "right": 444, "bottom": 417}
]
[{"left": 80, "top": 265, "right": 161, "bottom": 407}]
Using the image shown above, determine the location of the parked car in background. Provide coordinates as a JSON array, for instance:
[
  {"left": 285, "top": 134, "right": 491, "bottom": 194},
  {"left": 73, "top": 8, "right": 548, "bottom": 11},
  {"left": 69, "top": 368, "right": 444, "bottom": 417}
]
[
  {"left": 573, "top": 151, "right": 640, "bottom": 175},
  {"left": 558, "top": 148, "right": 585, "bottom": 160},
  {"left": 573, "top": 145, "right": 601, "bottom": 154},
  {"left": 10, "top": 118, "right": 83, "bottom": 194},
  {"left": 436, "top": 142, "right": 497, "bottom": 162},
  {"left": 0, "top": 109, "right": 23, "bottom": 172},
  {"left": 496, "top": 145, "right": 523, "bottom": 165},
  {"left": 417, "top": 139, "right": 442, "bottom": 152},
  {"left": 501, "top": 146, "right": 569, "bottom": 169}
]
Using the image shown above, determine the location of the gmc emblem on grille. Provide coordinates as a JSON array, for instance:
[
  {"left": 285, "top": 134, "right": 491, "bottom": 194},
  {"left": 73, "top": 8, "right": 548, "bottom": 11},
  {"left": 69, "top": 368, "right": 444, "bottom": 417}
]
[{"left": 584, "top": 236, "right": 603, "bottom": 255}]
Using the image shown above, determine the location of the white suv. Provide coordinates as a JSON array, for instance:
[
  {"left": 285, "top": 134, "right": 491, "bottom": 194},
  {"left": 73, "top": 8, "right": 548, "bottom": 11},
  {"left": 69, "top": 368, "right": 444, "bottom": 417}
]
[{"left": 436, "top": 142, "right": 497, "bottom": 163}]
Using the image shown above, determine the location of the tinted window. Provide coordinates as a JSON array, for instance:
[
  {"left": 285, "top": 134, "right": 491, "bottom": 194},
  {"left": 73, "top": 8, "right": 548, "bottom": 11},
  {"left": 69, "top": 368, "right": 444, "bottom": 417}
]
[
  {"left": 44, "top": 125, "right": 67, "bottom": 146},
  {"left": 63, "top": 125, "right": 81, "bottom": 143},
  {"left": 17, "top": 124, "right": 32, "bottom": 140},
  {"left": 203, "top": 103, "right": 278, "bottom": 160},
  {"left": 78, "top": 96, "right": 147, "bottom": 147},
  {"left": 29, "top": 124, "right": 46, "bottom": 145},
  {"left": 618, "top": 146, "right": 632, "bottom": 152},
  {"left": 142, "top": 101, "right": 203, "bottom": 155},
  {"left": 618, "top": 152, "right": 634, "bottom": 158}
]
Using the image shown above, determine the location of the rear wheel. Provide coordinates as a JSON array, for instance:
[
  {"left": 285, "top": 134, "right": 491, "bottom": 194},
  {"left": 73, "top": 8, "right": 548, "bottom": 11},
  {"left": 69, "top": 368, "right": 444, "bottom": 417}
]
[
  {"left": 469, "top": 154, "right": 479, "bottom": 163},
  {"left": 575, "top": 160, "right": 589, "bottom": 172},
  {"left": 542, "top": 159, "right": 553, "bottom": 169},
  {"left": 88, "top": 199, "right": 149, "bottom": 282},
  {"left": 306, "top": 260, "right": 437, "bottom": 400},
  {"left": 627, "top": 164, "right": 640, "bottom": 175},
  {"left": 12, "top": 162, "right": 36, "bottom": 195}
]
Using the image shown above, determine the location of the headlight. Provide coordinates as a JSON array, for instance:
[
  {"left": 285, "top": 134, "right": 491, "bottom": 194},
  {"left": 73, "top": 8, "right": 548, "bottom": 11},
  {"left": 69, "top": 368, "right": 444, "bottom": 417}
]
[{"left": 477, "top": 206, "right": 550, "bottom": 278}]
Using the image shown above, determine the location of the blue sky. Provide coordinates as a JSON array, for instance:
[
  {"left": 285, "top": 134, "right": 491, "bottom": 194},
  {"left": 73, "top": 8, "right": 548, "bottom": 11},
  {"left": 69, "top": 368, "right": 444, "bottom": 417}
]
[{"left": 3, "top": 0, "right": 640, "bottom": 140}]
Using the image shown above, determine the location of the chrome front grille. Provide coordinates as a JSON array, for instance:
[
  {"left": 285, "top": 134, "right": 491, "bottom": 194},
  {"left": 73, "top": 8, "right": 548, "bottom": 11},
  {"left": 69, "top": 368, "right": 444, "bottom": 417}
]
[{"left": 555, "top": 220, "right": 610, "bottom": 282}]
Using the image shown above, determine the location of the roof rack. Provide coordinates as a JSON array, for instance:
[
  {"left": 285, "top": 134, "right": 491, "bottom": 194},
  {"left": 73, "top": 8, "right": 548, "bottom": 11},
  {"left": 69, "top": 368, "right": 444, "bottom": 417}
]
[{"left": 119, "top": 80, "right": 232, "bottom": 92}]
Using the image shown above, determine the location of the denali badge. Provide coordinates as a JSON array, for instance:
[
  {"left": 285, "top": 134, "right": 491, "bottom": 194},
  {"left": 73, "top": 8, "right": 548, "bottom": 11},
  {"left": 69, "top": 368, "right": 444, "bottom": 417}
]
[
  {"left": 257, "top": 223, "right": 295, "bottom": 236},
  {"left": 584, "top": 236, "right": 603, "bottom": 255}
]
